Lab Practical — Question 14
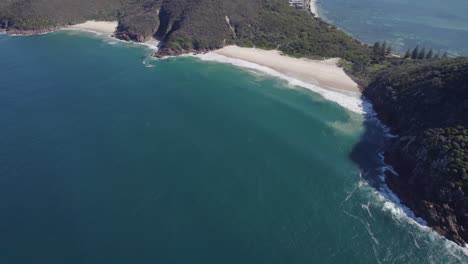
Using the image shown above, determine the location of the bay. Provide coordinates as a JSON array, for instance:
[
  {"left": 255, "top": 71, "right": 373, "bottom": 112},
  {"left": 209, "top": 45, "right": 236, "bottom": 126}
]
[{"left": 0, "top": 32, "right": 466, "bottom": 263}]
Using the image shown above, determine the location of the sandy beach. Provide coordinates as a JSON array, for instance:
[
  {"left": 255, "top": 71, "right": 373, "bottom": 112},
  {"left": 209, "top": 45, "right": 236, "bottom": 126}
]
[
  {"left": 63, "top": 20, "right": 159, "bottom": 50},
  {"left": 310, "top": 0, "right": 319, "bottom": 18},
  {"left": 65, "top": 21, "right": 118, "bottom": 36},
  {"left": 212, "top": 46, "right": 359, "bottom": 95},
  {"left": 62, "top": 21, "right": 361, "bottom": 111}
]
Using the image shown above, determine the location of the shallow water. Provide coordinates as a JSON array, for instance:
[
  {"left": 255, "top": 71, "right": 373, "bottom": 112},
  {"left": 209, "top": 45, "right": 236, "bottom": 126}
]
[
  {"left": 318, "top": 0, "right": 468, "bottom": 56},
  {"left": 0, "top": 32, "right": 466, "bottom": 263}
]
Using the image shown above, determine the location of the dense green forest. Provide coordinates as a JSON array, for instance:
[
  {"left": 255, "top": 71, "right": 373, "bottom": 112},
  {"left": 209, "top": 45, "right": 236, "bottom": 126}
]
[
  {"left": 364, "top": 58, "right": 468, "bottom": 245},
  {"left": 0, "top": 0, "right": 371, "bottom": 65},
  {"left": 0, "top": 0, "right": 124, "bottom": 30}
]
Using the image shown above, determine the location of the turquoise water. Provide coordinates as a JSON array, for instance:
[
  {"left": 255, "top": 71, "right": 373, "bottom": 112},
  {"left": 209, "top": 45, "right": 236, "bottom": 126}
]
[
  {"left": 318, "top": 0, "right": 468, "bottom": 56},
  {"left": 0, "top": 32, "right": 467, "bottom": 263}
]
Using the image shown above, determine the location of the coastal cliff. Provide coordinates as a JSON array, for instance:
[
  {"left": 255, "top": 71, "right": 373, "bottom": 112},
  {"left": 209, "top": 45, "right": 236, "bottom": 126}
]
[{"left": 365, "top": 58, "right": 468, "bottom": 245}]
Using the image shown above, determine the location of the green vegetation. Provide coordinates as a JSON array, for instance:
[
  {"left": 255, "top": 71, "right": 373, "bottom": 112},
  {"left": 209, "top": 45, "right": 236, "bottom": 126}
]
[
  {"left": 424, "top": 127, "right": 468, "bottom": 195},
  {"left": 0, "top": 0, "right": 125, "bottom": 30},
  {"left": 400, "top": 45, "right": 446, "bottom": 60},
  {"left": 372, "top": 41, "right": 392, "bottom": 58},
  {"left": 0, "top": 0, "right": 371, "bottom": 65},
  {"left": 364, "top": 57, "right": 468, "bottom": 244},
  {"left": 365, "top": 57, "right": 468, "bottom": 200},
  {"left": 123, "top": 0, "right": 372, "bottom": 65}
]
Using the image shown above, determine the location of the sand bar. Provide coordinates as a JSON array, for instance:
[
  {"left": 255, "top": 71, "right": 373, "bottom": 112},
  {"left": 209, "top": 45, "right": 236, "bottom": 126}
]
[{"left": 213, "top": 46, "right": 359, "bottom": 95}]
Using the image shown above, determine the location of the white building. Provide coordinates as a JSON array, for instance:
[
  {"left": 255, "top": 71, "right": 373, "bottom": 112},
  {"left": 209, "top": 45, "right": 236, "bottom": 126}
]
[{"left": 288, "top": 0, "right": 310, "bottom": 9}]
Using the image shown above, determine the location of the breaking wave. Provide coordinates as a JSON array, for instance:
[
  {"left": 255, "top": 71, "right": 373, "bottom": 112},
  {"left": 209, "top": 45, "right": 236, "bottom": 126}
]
[{"left": 195, "top": 53, "right": 365, "bottom": 114}]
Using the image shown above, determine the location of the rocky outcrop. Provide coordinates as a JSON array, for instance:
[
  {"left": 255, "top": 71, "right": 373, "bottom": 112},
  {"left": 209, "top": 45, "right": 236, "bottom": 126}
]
[
  {"left": 365, "top": 58, "right": 468, "bottom": 245},
  {"left": 152, "top": 47, "right": 201, "bottom": 58}
]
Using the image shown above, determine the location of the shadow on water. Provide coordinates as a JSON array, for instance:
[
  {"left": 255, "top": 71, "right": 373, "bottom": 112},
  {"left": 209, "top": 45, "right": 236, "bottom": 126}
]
[
  {"left": 348, "top": 96, "right": 427, "bottom": 226},
  {"left": 349, "top": 96, "right": 392, "bottom": 190}
]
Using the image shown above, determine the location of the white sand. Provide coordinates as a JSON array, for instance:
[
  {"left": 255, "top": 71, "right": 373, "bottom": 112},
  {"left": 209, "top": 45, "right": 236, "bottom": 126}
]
[
  {"left": 65, "top": 21, "right": 118, "bottom": 36},
  {"left": 310, "top": 0, "right": 319, "bottom": 18},
  {"left": 63, "top": 21, "right": 159, "bottom": 50},
  {"left": 142, "top": 39, "right": 160, "bottom": 51},
  {"left": 213, "top": 46, "right": 359, "bottom": 95}
]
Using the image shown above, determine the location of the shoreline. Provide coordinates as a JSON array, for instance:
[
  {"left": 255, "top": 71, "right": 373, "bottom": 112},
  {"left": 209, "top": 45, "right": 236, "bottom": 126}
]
[
  {"left": 212, "top": 46, "right": 359, "bottom": 95},
  {"left": 3, "top": 19, "right": 468, "bottom": 252},
  {"left": 7, "top": 21, "right": 362, "bottom": 113},
  {"left": 64, "top": 20, "right": 118, "bottom": 36},
  {"left": 197, "top": 50, "right": 365, "bottom": 114},
  {"left": 61, "top": 20, "right": 159, "bottom": 50}
]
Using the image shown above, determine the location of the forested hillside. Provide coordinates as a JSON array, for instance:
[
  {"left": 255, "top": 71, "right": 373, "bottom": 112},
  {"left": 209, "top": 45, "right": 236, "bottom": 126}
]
[
  {"left": 0, "top": 0, "right": 371, "bottom": 65},
  {"left": 365, "top": 58, "right": 468, "bottom": 245},
  {"left": 0, "top": 0, "right": 124, "bottom": 31}
]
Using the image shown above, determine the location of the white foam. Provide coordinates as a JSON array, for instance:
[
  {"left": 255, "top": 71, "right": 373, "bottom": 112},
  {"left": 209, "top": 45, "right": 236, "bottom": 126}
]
[
  {"left": 138, "top": 40, "right": 160, "bottom": 51},
  {"left": 105, "top": 36, "right": 159, "bottom": 51},
  {"left": 142, "top": 58, "right": 156, "bottom": 68},
  {"left": 61, "top": 28, "right": 106, "bottom": 36},
  {"left": 378, "top": 184, "right": 427, "bottom": 225},
  {"left": 358, "top": 178, "right": 468, "bottom": 258},
  {"left": 9, "top": 33, "right": 28, "bottom": 37},
  {"left": 10, "top": 31, "right": 53, "bottom": 37},
  {"left": 60, "top": 28, "right": 160, "bottom": 51},
  {"left": 354, "top": 98, "right": 468, "bottom": 258},
  {"left": 361, "top": 201, "right": 375, "bottom": 220},
  {"left": 195, "top": 53, "right": 365, "bottom": 114},
  {"left": 354, "top": 101, "right": 423, "bottom": 227}
]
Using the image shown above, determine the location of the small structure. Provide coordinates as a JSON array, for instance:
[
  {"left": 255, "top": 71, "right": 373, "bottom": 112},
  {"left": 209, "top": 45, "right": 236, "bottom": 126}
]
[{"left": 288, "top": 0, "right": 310, "bottom": 9}]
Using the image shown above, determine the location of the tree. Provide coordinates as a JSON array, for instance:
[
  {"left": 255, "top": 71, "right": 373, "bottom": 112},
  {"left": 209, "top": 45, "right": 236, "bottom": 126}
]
[
  {"left": 386, "top": 45, "right": 392, "bottom": 55},
  {"left": 404, "top": 49, "right": 411, "bottom": 59},
  {"left": 442, "top": 51, "right": 448, "bottom": 58},
  {"left": 426, "top": 49, "right": 433, "bottom": 59},
  {"left": 434, "top": 52, "right": 440, "bottom": 59},
  {"left": 373, "top": 42, "right": 381, "bottom": 55},
  {"left": 411, "top": 46, "right": 419, "bottom": 59},
  {"left": 381, "top": 41, "right": 387, "bottom": 56},
  {"left": 418, "top": 47, "right": 426, "bottom": 59}
]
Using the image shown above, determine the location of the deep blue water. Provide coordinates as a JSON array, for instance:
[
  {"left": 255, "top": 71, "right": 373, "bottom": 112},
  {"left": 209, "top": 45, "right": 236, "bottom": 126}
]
[
  {"left": 0, "top": 32, "right": 467, "bottom": 263},
  {"left": 318, "top": 0, "right": 468, "bottom": 56}
]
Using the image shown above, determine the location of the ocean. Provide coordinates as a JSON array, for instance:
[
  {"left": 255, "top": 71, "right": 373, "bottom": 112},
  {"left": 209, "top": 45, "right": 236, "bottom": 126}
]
[
  {"left": 318, "top": 0, "right": 468, "bottom": 56},
  {"left": 0, "top": 32, "right": 466, "bottom": 263}
]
